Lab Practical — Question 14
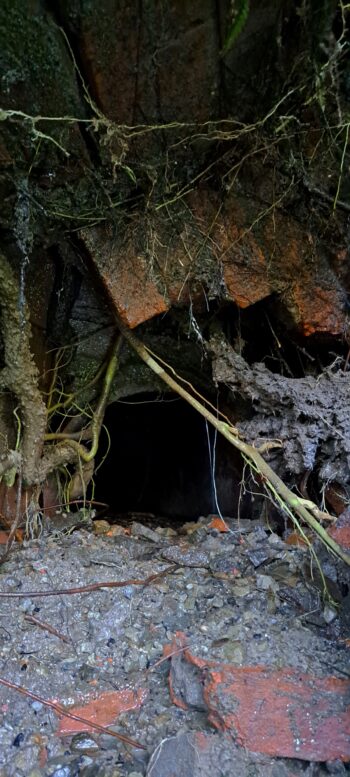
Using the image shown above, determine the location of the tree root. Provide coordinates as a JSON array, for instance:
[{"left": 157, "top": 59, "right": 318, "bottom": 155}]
[
  {"left": 0, "top": 252, "right": 120, "bottom": 528},
  {"left": 0, "top": 253, "right": 47, "bottom": 484}
]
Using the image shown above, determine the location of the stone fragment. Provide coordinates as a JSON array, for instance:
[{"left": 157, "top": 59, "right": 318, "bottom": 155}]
[
  {"left": 147, "top": 731, "right": 311, "bottom": 777},
  {"left": 161, "top": 544, "right": 210, "bottom": 568}
]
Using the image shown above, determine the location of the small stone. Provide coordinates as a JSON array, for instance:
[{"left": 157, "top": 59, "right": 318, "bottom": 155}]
[
  {"left": 122, "top": 585, "right": 136, "bottom": 599},
  {"left": 256, "top": 574, "right": 275, "bottom": 591},
  {"left": 156, "top": 527, "right": 177, "bottom": 537},
  {"left": 105, "top": 523, "right": 127, "bottom": 536},
  {"left": 246, "top": 548, "right": 271, "bottom": 568},
  {"left": 131, "top": 522, "right": 162, "bottom": 543},
  {"left": 93, "top": 519, "right": 111, "bottom": 534},
  {"left": 79, "top": 641, "right": 93, "bottom": 653},
  {"left": 255, "top": 640, "right": 269, "bottom": 653},
  {"left": 31, "top": 701, "right": 43, "bottom": 712},
  {"left": 124, "top": 626, "right": 140, "bottom": 640},
  {"left": 211, "top": 596, "right": 224, "bottom": 608},
  {"left": 183, "top": 596, "right": 196, "bottom": 611},
  {"left": 222, "top": 642, "right": 244, "bottom": 664},
  {"left": 268, "top": 532, "right": 283, "bottom": 546},
  {"left": 323, "top": 604, "right": 338, "bottom": 624},
  {"left": 161, "top": 545, "right": 210, "bottom": 567},
  {"left": 19, "top": 598, "right": 34, "bottom": 613},
  {"left": 232, "top": 581, "right": 251, "bottom": 597},
  {"left": 70, "top": 733, "right": 99, "bottom": 752},
  {"left": 3, "top": 576, "right": 22, "bottom": 589},
  {"left": 246, "top": 527, "right": 268, "bottom": 545},
  {"left": 181, "top": 521, "right": 199, "bottom": 535}
]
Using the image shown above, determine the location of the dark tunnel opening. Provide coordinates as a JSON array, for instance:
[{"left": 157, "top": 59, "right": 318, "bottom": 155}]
[{"left": 94, "top": 393, "right": 245, "bottom": 522}]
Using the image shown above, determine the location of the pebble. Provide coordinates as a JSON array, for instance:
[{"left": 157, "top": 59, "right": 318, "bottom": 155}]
[
  {"left": 3, "top": 577, "right": 22, "bottom": 589},
  {"left": 131, "top": 522, "right": 164, "bottom": 543},
  {"left": 232, "top": 581, "right": 251, "bottom": 597},
  {"left": 93, "top": 519, "right": 111, "bottom": 534},
  {"left": 183, "top": 596, "right": 196, "bottom": 611},
  {"left": 156, "top": 527, "right": 177, "bottom": 538},
  {"left": 161, "top": 545, "right": 210, "bottom": 567},
  {"left": 323, "top": 604, "right": 338, "bottom": 624},
  {"left": 70, "top": 733, "right": 100, "bottom": 752},
  {"left": 18, "top": 599, "right": 34, "bottom": 613},
  {"left": 211, "top": 596, "right": 224, "bottom": 608},
  {"left": 256, "top": 574, "right": 279, "bottom": 592},
  {"left": 246, "top": 547, "right": 271, "bottom": 568},
  {"left": 31, "top": 701, "right": 43, "bottom": 712},
  {"left": 221, "top": 642, "right": 244, "bottom": 664}
]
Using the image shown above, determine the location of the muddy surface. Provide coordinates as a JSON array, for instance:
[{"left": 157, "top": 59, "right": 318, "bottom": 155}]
[{"left": 0, "top": 515, "right": 349, "bottom": 776}]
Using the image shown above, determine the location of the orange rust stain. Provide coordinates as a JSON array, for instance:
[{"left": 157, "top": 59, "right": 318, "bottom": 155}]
[{"left": 57, "top": 688, "right": 147, "bottom": 735}]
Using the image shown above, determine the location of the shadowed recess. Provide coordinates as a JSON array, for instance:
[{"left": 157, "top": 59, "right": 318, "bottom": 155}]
[{"left": 94, "top": 393, "right": 243, "bottom": 521}]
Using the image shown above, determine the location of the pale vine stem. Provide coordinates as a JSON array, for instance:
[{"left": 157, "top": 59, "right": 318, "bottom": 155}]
[{"left": 116, "top": 319, "right": 350, "bottom": 567}]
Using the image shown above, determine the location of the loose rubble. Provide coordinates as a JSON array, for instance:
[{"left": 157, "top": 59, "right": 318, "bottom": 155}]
[{"left": 0, "top": 515, "right": 349, "bottom": 776}]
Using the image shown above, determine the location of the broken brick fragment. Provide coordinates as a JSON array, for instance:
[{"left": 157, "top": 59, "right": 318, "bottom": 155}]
[
  {"left": 81, "top": 225, "right": 169, "bottom": 328},
  {"left": 56, "top": 688, "right": 147, "bottom": 735},
  {"left": 328, "top": 508, "right": 350, "bottom": 549},
  {"left": 166, "top": 633, "right": 350, "bottom": 762}
]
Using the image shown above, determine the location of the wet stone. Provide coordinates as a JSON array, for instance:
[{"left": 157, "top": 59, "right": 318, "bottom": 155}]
[
  {"left": 0, "top": 522, "right": 348, "bottom": 775},
  {"left": 49, "top": 767, "right": 78, "bottom": 777},
  {"left": 246, "top": 547, "right": 272, "bottom": 568},
  {"left": 161, "top": 545, "right": 210, "bottom": 567},
  {"left": 231, "top": 580, "right": 251, "bottom": 597},
  {"left": 323, "top": 604, "right": 338, "bottom": 624},
  {"left": 3, "top": 576, "right": 22, "bottom": 589},
  {"left": 256, "top": 574, "right": 279, "bottom": 591},
  {"left": 70, "top": 734, "right": 100, "bottom": 752},
  {"left": 18, "top": 598, "right": 35, "bottom": 613},
  {"left": 131, "top": 522, "right": 166, "bottom": 543},
  {"left": 246, "top": 527, "right": 269, "bottom": 545},
  {"left": 221, "top": 642, "right": 244, "bottom": 663}
]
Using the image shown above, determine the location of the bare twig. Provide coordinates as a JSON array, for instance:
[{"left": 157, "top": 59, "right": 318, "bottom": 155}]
[
  {"left": 0, "top": 564, "right": 177, "bottom": 598},
  {"left": 24, "top": 614, "right": 70, "bottom": 643}
]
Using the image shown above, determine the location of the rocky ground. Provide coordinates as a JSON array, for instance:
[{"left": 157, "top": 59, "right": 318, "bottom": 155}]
[{"left": 0, "top": 514, "right": 349, "bottom": 777}]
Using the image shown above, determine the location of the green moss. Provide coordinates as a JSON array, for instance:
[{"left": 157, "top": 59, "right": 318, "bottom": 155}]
[{"left": 0, "top": 0, "right": 83, "bottom": 118}]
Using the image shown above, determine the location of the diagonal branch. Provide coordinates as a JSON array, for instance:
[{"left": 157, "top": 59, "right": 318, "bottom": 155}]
[{"left": 117, "top": 319, "right": 350, "bottom": 567}]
